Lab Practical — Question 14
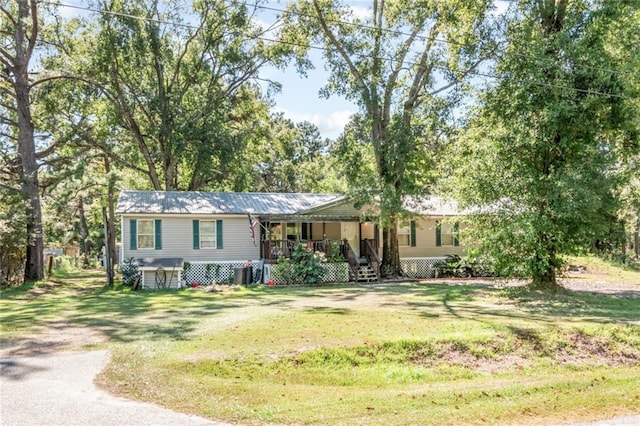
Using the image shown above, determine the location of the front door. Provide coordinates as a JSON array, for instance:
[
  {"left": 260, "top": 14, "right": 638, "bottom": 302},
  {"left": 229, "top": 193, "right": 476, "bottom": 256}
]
[{"left": 341, "top": 222, "right": 359, "bottom": 257}]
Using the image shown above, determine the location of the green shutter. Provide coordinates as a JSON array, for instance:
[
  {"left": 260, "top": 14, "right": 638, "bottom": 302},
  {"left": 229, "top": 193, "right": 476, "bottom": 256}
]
[
  {"left": 130, "top": 219, "right": 137, "bottom": 250},
  {"left": 301, "top": 223, "right": 308, "bottom": 240},
  {"left": 192, "top": 220, "right": 200, "bottom": 250},
  {"left": 453, "top": 222, "right": 460, "bottom": 247},
  {"left": 435, "top": 221, "right": 442, "bottom": 247},
  {"left": 154, "top": 219, "right": 162, "bottom": 250},
  {"left": 410, "top": 220, "right": 416, "bottom": 247},
  {"left": 216, "top": 219, "right": 223, "bottom": 249}
]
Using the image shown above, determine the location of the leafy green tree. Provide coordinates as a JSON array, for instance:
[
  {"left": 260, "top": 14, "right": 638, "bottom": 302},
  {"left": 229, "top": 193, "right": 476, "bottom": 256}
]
[
  {"left": 54, "top": 0, "right": 278, "bottom": 191},
  {"left": 1, "top": 0, "right": 57, "bottom": 281},
  {"left": 255, "top": 114, "right": 340, "bottom": 192},
  {"left": 447, "top": 0, "right": 639, "bottom": 288},
  {"left": 281, "top": 0, "right": 495, "bottom": 275}
]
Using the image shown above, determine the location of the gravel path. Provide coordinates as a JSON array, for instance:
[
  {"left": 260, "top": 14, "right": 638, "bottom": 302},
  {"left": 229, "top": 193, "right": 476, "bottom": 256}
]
[{"left": 0, "top": 350, "right": 226, "bottom": 426}]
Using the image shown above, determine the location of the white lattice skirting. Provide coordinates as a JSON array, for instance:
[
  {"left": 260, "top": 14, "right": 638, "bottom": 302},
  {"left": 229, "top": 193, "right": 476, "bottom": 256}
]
[
  {"left": 400, "top": 257, "right": 447, "bottom": 279},
  {"left": 180, "top": 257, "right": 447, "bottom": 287},
  {"left": 183, "top": 261, "right": 255, "bottom": 285}
]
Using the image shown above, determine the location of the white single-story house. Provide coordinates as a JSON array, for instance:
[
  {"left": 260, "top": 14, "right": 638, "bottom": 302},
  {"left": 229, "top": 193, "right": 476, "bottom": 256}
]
[{"left": 116, "top": 190, "right": 465, "bottom": 288}]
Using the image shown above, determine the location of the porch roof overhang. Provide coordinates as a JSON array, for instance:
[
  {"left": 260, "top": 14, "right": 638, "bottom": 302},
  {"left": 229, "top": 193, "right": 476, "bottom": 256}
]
[{"left": 259, "top": 214, "right": 361, "bottom": 222}]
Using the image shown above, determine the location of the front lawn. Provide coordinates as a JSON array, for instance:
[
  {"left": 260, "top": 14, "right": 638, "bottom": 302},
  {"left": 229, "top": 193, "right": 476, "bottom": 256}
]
[{"left": 1, "top": 268, "right": 639, "bottom": 425}]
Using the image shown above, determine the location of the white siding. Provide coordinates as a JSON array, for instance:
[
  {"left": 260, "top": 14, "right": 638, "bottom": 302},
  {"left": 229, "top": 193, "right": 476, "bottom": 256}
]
[
  {"left": 141, "top": 270, "right": 181, "bottom": 289},
  {"left": 399, "top": 218, "right": 466, "bottom": 258},
  {"left": 121, "top": 215, "right": 260, "bottom": 264}
]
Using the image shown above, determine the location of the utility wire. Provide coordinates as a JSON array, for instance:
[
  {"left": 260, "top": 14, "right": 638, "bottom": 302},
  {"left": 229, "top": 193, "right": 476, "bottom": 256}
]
[
  {"left": 43, "top": 1, "right": 637, "bottom": 100},
  {"left": 227, "top": 0, "right": 639, "bottom": 78},
  {"left": 47, "top": 0, "right": 637, "bottom": 79}
]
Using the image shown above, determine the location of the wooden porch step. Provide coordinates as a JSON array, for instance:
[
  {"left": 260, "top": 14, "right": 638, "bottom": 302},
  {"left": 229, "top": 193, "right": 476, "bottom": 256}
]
[{"left": 357, "top": 266, "right": 378, "bottom": 282}]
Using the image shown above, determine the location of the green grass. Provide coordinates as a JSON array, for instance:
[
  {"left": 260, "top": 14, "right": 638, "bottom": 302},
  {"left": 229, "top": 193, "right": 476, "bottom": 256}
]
[{"left": 1, "top": 264, "right": 639, "bottom": 425}]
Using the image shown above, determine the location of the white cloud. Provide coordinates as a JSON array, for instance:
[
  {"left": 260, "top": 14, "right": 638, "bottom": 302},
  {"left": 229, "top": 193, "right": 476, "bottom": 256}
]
[{"left": 277, "top": 108, "right": 355, "bottom": 139}]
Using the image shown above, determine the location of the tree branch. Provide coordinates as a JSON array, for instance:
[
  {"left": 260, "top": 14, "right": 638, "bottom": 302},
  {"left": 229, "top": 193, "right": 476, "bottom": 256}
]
[
  {"left": 26, "top": 0, "right": 38, "bottom": 59},
  {"left": 0, "top": 5, "right": 17, "bottom": 27},
  {"left": 312, "top": 0, "right": 372, "bottom": 107}
]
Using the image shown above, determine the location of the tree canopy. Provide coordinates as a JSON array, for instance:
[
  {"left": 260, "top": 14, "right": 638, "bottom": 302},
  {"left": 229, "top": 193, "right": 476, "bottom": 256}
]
[
  {"left": 445, "top": 0, "right": 639, "bottom": 288},
  {"left": 280, "top": 0, "right": 496, "bottom": 275}
]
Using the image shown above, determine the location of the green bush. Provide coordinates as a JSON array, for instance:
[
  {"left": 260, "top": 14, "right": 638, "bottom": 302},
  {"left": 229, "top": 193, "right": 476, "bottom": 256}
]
[
  {"left": 275, "top": 242, "right": 327, "bottom": 285},
  {"left": 121, "top": 257, "right": 140, "bottom": 288}
]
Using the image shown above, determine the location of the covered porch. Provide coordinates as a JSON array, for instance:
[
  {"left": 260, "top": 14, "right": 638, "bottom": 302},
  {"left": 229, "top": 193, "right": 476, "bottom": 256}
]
[{"left": 257, "top": 216, "right": 380, "bottom": 262}]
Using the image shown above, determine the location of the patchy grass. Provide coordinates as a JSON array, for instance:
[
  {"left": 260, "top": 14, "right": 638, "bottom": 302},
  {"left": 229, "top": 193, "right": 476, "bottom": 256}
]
[{"left": 2, "top": 266, "right": 640, "bottom": 425}]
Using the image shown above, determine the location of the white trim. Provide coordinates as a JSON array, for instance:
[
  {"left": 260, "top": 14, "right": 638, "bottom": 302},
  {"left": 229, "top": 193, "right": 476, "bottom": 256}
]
[
  {"left": 198, "top": 219, "right": 218, "bottom": 249},
  {"left": 137, "top": 218, "right": 155, "bottom": 249}
]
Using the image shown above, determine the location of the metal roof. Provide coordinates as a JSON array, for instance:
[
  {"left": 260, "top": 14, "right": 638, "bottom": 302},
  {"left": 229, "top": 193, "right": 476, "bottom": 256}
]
[
  {"left": 116, "top": 191, "right": 461, "bottom": 217},
  {"left": 116, "top": 191, "right": 347, "bottom": 215}
]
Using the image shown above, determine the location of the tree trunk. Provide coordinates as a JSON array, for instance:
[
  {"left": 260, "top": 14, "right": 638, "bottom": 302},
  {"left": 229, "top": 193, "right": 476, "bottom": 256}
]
[
  {"left": 531, "top": 231, "right": 560, "bottom": 290},
  {"left": 14, "top": 0, "right": 44, "bottom": 281},
  {"left": 634, "top": 215, "right": 639, "bottom": 260},
  {"left": 387, "top": 215, "right": 401, "bottom": 276},
  {"left": 105, "top": 157, "right": 117, "bottom": 286},
  {"left": 78, "top": 197, "right": 91, "bottom": 267}
]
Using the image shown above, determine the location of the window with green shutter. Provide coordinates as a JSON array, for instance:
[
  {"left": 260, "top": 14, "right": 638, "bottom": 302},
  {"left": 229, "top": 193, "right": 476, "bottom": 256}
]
[
  {"left": 216, "top": 220, "right": 223, "bottom": 249},
  {"left": 130, "top": 219, "right": 137, "bottom": 250},
  {"left": 453, "top": 222, "right": 460, "bottom": 247},
  {"left": 154, "top": 219, "right": 162, "bottom": 250},
  {"left": 131, "top": 219, "right": 161, "bottom": 250},
  {"left": 436, "top": 221, "right": 457, "bottom": 247},
  {"left": 410, "top": 220, "right": 416, "bottom": 247},
  {"left": 193, "top": 220, "right": 200, "bottom": 249},
  {"left": 200, "top": 221, "right": 217, "bottom": 248},
  {"left": 398, "top": 222, "right": 411, "bottom": 246}
]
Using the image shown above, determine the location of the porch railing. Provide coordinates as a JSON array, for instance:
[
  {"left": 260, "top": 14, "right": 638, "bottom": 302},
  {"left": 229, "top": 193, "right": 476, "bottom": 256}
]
[{"left": 261, "top": 239, "right": 349, "bottom": 261}]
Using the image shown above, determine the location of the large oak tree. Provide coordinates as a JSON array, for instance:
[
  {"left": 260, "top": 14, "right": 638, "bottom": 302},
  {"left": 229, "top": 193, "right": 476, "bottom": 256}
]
[{"left": 281, "top": 0, "right": 495, "bottom": 275}]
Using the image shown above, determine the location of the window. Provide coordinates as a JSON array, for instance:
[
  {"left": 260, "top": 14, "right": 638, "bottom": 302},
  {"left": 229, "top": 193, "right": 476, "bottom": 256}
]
[
  {"left": 199, "top": 221, "right": 217, "bottom": 248},
  {"left": 398, "top": 221, "right": 416, "bottom": 247},
  {"left": 436, "top": 221, "right": 459, "bottom": 247},
  {"left": 193, "top": 219, "right": 222, "bottom": 249},
  {"left": 398, "top": 222, "right": 411, "bottom": 246},
  {"left": 130, "top": 219, "right": 161, "bottom": 250},
  {"left": 138, "top": 219, "right": 155, "bottom": 249}
]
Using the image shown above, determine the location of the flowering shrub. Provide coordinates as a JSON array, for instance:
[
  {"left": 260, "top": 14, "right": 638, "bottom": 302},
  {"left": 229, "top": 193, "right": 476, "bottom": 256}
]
[
  {"left": 273, "top": 242, "right": 326, "bottom": 285},
  {"left": 290, "top": 242, "right": 326, "bottom": 284}
]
